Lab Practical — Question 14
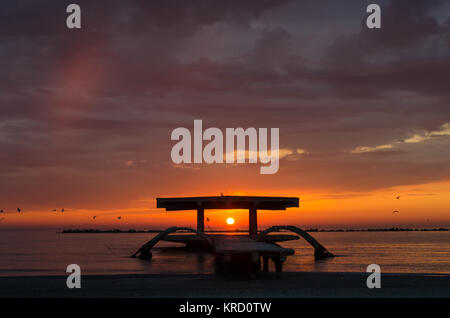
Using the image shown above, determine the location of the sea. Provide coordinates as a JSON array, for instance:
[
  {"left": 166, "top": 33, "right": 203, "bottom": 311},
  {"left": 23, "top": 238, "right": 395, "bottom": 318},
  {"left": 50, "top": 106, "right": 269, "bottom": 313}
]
[{"left": 0, "top": 230, "right": 449, "bottom": 276}]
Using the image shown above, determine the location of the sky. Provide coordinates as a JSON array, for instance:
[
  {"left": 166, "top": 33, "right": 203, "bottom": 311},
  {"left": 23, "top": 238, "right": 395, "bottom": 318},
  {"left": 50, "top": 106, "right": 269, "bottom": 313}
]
[{"left": 0, "top": 0, "right": 449, "bottom": 229}]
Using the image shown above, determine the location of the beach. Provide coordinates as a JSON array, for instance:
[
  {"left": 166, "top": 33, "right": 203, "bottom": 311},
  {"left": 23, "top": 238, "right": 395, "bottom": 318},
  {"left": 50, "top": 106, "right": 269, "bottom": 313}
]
[{"left": 1, "top": 272, "right": 449, "bottom": 298}]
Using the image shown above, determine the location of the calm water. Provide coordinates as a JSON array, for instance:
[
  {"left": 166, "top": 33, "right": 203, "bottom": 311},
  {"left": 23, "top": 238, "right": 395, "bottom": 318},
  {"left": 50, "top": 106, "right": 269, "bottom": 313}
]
[{"left": 0, "top": 230, "right": 449, "bottom": 276}]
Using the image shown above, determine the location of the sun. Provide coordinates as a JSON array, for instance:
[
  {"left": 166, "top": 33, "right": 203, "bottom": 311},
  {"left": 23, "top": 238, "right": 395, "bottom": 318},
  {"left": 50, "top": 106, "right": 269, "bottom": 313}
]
[{"left": 226, "top": 217, "right": 235, "bottom": 225}]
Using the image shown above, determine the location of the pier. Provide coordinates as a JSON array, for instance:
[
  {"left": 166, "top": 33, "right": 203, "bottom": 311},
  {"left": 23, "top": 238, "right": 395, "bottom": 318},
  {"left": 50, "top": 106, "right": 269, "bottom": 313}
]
[{"left": 131, "top": 196, "right": 334, "bottom": 275}]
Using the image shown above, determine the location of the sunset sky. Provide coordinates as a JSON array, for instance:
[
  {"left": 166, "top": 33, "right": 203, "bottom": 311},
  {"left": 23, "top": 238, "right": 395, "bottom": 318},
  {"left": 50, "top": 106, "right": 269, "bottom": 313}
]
[{"left": 1, "top": 0, "right": 449, "bottom": 229}]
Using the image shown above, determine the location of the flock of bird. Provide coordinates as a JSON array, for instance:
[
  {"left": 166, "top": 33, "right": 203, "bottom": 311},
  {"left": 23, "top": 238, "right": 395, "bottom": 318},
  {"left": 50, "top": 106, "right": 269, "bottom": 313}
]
[
  {"left": 0, "top": 208, "right": 22, "bottom": 213},
  {"left": 0, "top": 194, "right": 430, "bottom": 223},
  {"left": 393, "top": 195, "right": 401, "bottom": 214},
  {"left": 0, "top": 207, "right": 123, "bottom": 221},
  {"left": 391, "top": 195, "right": 429, "bottom": 222},
  {"left": 0, "top": 208, "right": 25, "bottom": 213}
]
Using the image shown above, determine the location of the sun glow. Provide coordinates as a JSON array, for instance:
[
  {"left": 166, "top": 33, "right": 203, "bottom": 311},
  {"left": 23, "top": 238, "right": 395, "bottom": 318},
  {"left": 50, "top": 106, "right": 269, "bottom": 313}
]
[{"left": 226, "top": 217, "right": 235, "bottom": 225}]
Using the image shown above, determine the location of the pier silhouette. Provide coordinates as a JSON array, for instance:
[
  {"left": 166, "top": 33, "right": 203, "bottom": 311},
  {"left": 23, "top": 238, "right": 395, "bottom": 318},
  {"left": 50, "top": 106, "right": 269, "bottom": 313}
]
[{"left": 132, "top": 196, "right": 334, "bottom": 275}]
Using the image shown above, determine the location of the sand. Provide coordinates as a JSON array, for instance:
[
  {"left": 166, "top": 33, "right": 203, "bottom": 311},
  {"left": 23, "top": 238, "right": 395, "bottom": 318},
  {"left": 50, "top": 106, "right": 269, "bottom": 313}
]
[{"left": 0, "top": 272, "right": 449, "bottom": 298}]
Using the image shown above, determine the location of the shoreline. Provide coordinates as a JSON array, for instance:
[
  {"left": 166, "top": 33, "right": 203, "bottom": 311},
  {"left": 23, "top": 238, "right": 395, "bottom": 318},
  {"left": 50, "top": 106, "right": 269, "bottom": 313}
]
[
  {"left": 59, "top": 228, "right": 450, "bottom": 234},
  {"left": 1, "top": 272, "right": 449, "bottom": 298}
]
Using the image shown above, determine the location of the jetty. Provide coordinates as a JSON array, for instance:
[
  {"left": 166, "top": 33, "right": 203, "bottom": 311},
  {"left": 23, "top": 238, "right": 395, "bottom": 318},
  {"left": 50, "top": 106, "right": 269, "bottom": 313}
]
[{"left": 131, "top": 196, "right": 334, "bottom": 275}]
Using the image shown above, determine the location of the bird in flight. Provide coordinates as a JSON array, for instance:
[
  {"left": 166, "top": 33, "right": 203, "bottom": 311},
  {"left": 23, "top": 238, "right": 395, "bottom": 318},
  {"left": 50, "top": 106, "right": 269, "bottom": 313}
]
[
  {"left": 93, "top": 216, "right": 97, "bottom": 220},
  {"left": 117, "top": 216, "right": 122, "bottom": 220},
  {"left": 17, "top": 208, "right": 21, "bottom": 213},
  {"left": 52, "top": 209, "right": 57, "bottom": 212},
  {"left": 396, "top": 196, "right": 400, "bottom": 199},
  {"left": 392, "top": 210, "right": 400, "bottom": 214},
  {"left": 206, "top": 217, "right": 210, "bottom": 222}
]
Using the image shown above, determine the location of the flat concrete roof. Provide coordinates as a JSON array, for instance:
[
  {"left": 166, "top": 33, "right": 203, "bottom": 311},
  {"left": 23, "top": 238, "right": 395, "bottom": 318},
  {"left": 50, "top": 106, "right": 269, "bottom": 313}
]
[{"left": 156, "top": 196, "right": 299, "bottom": 211}]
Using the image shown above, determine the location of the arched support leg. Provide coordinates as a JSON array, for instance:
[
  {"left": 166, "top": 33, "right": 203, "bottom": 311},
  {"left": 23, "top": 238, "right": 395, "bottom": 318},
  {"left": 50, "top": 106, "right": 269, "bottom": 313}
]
[
  {"left": 257, "top": 225, "right": 335, "bottom": 260},
  {"left": 314, "top": 247, "right": 335, "bottom": 260},
  {"left": 138, "top": 249, "right": 152, "bottom": 260},
  {"left": 130, "top": 227, "right": 212, "bottom": 259}
]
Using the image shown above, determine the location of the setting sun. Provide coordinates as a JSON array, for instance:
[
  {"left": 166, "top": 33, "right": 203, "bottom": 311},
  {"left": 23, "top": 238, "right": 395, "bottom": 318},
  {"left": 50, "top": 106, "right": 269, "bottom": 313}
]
[{"left": 226, "top": 217, "right": 235, "bottom": 225}]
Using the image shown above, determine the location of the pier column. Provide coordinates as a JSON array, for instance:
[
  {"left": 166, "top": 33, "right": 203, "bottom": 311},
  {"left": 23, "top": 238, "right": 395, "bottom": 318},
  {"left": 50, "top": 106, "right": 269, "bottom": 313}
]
[
  {"left": 249, "top": 207, "right": 257, "bottom": 237},
  {"left": 274, "top": 259, "right": 283, "bottom": 273},
  {"left": 271, "top": 256, "right": 284, "bottom": 276},
  {"left": 263, "top": 256, "right": 269, "bottom": 272},
  {"left": 197, "top": 207, "right": 204, "bottom": 233}
]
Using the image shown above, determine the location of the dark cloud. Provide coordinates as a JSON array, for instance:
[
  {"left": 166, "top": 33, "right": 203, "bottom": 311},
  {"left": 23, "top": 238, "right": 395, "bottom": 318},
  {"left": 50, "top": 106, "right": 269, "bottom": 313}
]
[
  {"left": 0, "top": 0, "right": 288, "bottom": 36},
  {"left": 0, "top": 0, "right": 449, "bottom": 209},
  {"left": 326, "top": 0, "right": 448, "bottom": 61}
]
